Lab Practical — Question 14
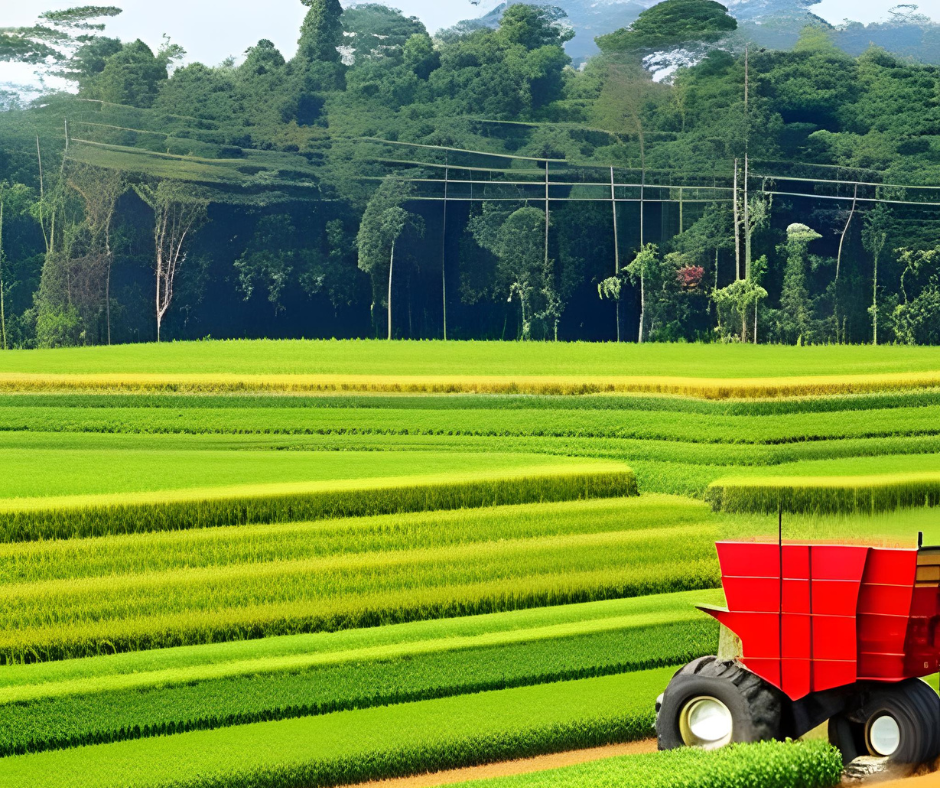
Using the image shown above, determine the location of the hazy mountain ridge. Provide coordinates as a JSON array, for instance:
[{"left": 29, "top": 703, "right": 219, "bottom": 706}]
[{"left": 445, "top": 0, "right": 940, "bottom": 63}]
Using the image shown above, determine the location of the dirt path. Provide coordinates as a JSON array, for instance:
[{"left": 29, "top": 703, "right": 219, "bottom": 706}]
[
  {"left": 346, "top": 740, "right": 658, "bottom": 788},
  {"left": 871, "top": 771, "right": 940, "bottom": 788}
]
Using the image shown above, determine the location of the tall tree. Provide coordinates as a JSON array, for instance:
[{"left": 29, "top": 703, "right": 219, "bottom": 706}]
[
  {"left": 133, "top": 181, "right": 208, "bottom": 342},
  {"left": 357, "top": 178, "right": 423, "bottom": 339},
  {"left": 778, "top": 223, "right": 821, "bottom": 344},
  {"left": 626, "top": 243, "right": 659, "bottom": 344},
  {"left": 298, "top": 0, "right": 344, "bottom": 63},
  {"left": 66, "top": 163, "right": 124, "bottom": 344},
  {"left": 495, "top": 207, "right": 551, "bottom": 341}
]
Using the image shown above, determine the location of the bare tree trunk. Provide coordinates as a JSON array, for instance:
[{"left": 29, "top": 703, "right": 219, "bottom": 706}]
[
  {"left": 754, "top": 302, "right": 758, "bottom": 345},
  {"left": 638, "top": 272, "right": 645, "bottom": 344},
  {"left": 387, "top": 239, "right": 395, "bottom": 341},
  {"left": 835, "top": 183, "right": 858, "bottom": 343},
  {"left": 873, "top": 253, "right": 879, "bottom": 346}
]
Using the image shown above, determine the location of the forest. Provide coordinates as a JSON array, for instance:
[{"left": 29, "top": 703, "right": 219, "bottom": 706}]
[{"left": 1, "top": 0, "right": 940, "bottom": 346}]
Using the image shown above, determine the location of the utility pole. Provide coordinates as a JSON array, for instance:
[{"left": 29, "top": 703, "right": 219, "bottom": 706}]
[
  {"left": 611, "top": 166, "right": 620, "bottom": 342},
  {"left": 544, "top": 160, "right": 550, "bottom": 273},
  {"left": 743, "top": 46, "right": 750, "bottom": 279},
  {"left": 441, "top": 155, "right": 448, "bottom": 341},
  {"left": 733, "top": 158, "right": 741, "bottom": 280}
]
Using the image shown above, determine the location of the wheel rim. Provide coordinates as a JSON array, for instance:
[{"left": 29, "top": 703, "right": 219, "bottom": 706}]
[
  {"left": 679, "top": 696, "right": 733, "bottom": 749},
  {"left": 867, "top": 714, "right": 901, "bottom": 757}
]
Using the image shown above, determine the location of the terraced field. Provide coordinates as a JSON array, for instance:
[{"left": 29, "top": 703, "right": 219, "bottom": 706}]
[{"left": 4, "top": 340, "right": 940, "bottom": 788}]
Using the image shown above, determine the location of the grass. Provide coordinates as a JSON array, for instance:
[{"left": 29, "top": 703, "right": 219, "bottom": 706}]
[
  {"left": 0, "top": 496, "right": 719, "bottom": 662},
  {"left": 0, "top": 591, "right": 721, "bottom": 755},
  {"left": 3, "top": 339, "right": 940, "bottom": 377},
  {"left": 0, "top": 457, "right": 636, "bottom": 542},
  {"left": 708, "top": 454, "right": 940, "bottom": 513},
  {"left": 10, "top": 402, "right": 940, "bottom": 444},
  {"left": 449, "top": 742, "right": 842, "bottom": 788},
  {"left": 0, "top": 448, "right": 597, "bottom": 500},
  {"left": 0, "top": 668, "right": 675, "bottom": 788}
]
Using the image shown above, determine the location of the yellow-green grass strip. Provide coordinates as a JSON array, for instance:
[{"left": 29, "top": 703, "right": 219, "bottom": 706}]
[
  {"left": 0, "top": 495, "right": 710, "bottom": 584},
  {"left": 0, "top": 668, "right": 675, "bottom": 788},
  {"left": 9, "top": 403, "right": 940, "bottom": 445},
  {"left": 4, "top": 339, "right": 940, "bottom": 377},
  {"left": 708, "top": 471, "right": 940, "bottom": 514},
  {"left": 0, "top": 590, "right": 723, "bottom": 705},
  {"left": 6, "top": 371, "right": 940, "bottom": 398},
  {"left": 0, "top": 462, "right": 636, "bottom": 542},
  {"left": 0, "top": 449, "right": 586, "bottom": 500},
  {"left": 0, "top": 526, "right": 719, "bottom": 663}
]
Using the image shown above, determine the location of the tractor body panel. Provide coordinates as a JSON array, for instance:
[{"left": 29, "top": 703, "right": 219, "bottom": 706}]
[{"left": 703, "top": 541, "right": 939, "bottom": 701}]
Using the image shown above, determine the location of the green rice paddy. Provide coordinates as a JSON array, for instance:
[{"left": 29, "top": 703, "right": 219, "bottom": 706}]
[{"left": 3, "top": 340, "right": 940, "bottom": 786}]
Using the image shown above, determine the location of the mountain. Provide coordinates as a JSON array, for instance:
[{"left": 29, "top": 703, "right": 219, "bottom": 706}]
[{"left": 442, "top": 0, "right": 940, "bottom": 64}]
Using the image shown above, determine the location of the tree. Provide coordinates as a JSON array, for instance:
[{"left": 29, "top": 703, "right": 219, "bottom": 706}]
[
  {"left": 0, "top": 6, "right": 122, "bottom": 85},
  {"left": 891, "top": 246, "right": 940, "bottom": 345},
  {"left": 626, "top": 243, "right": 659, "bottom": 344},
  {"left": 357, "top": 179, "right": 423, "bottom": 339},
  {"left": 495, "top": 207, "right": 550, "bottom": 341},
  {"left": 596, "top": 0, "right": 736, "bottom": 53},
  {"left": 497, "top": 5, "right": 573, "bottom": 51},
  {"left": 65, "top": 163, "right": 124, "bottom": 344},
  {"left": 713, "top": 259, "right": 767, "bottom": 343},
  {"left": 778, "top": 223, "right": 821, "bottom": 344},
  {"left": 84, "top": 39, "right": 169, "bottom": 107},
  {"left": 234, "top": 215, "right": 296, "bottom": 315},
  {"left": 862, "top": 204, "right": 891, "bottom": 346},
  {"left": 298, "top": 0, "right": 344, "bottom": 63},
  {"left": 133, "top": 181, "right": 208, "bottom": 341}
]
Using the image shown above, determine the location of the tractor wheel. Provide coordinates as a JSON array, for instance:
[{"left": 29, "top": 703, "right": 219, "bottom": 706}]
[
  {"left": 828, "top": 679, "right": 940, "bottom": 768},
  {"left": 656, "top": 656, "right": 783, "bottom": 751}
]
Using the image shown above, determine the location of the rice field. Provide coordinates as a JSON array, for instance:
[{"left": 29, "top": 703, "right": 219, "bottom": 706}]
[{"left": 5, "top": 340, "right": 940, "bottom": 786}]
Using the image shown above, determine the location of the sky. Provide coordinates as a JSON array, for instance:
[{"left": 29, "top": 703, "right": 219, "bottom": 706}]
[{"left": 2, "top": 0, "right": 938, "bottom": 91}]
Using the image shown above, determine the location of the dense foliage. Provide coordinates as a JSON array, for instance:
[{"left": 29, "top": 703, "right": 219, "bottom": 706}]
[{"left": 0, "top": 1, "right": 939, "bottom": 346}]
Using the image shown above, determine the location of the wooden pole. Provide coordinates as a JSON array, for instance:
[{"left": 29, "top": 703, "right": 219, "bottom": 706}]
[
  {"left": 611, "top": 166, "right": 620, "bottom": 343},
  {"left": 442, "top": 158, "right": 448, "bottom": 341},
  {"left": 733, "top": 159, "right": 741, "bottom": 281},
  {"left": 544, "top": 160, "right": 550, "bottom": 272}
]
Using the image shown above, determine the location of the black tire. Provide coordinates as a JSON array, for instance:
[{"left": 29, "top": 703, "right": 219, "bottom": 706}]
[
  {"left": 828, "top": 679, "right": 940, "bottom": 768},
  {"left": 656, "top": 656, "right": 783, "bottom": 751}
]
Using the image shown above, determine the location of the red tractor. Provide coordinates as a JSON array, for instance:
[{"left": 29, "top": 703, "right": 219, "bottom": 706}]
[{"left": 656, "top": 537, "right": 940, "bottom": 767}]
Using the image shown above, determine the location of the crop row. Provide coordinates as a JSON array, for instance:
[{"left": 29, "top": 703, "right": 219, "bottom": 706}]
[
  {"left": 0, "top": 603, "right": 719, "bottom": 755},
  {"left": 0, "top": 528, "right": 719, "bottom": 663},
  {"left": 0, "top": 496, "right": 708, "bottom": 584},
  {"left": 0, "top": 465, "right": 636, "bottom": 543},
  {"left": 0, "top": 590, "right": 718, "bottom": 698},
  {"left": 5, "top": 370, "right": 940, "bottom": 399},
  {"left": 0, "top": 446, "right": 576, "bottom": 500},
  {"left": 0, "top": 668, "right": 675, "bottom": 787},
  {"left": 9, "top": 387, "right": 940, "bottom": 415},
  {"left": 8, "top": 402, "right": 940, "bottom": 445},
  {"left": 708, "top": 471, "right": 940, "bottom": 515},
  {"left": 452, "top": 742, "right": 843, "bottom": 788}
]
